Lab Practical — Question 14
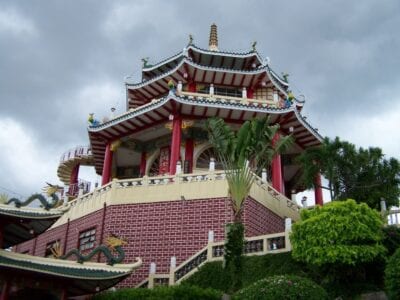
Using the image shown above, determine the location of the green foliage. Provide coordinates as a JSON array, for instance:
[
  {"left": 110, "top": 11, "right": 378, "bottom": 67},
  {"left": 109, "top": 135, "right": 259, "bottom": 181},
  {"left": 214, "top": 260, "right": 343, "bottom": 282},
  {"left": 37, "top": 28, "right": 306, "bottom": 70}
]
[
  {"left": 93, "top": 285, "right": 222, "bottom": 300},
  {"left": 0, "top": 193, "right": 8, "bottom": 204},
  {"left": 182, "top": 261, "right": 232, "bottom": 292},
  {"left": 225, "top": 222, "right": 245, "bottom": 291},
  {"left": 233, "top": 275, "right": 328, "bottom": 300},
  {"left": 383, "top": 225, "right": 400, "bottom": 256},
  {"left": 291, "top": 199, "right": 385, "bottom": 266},
  {"left": 206, "top": 117, "right": 293, "bottom": 218},
  {"left": 297, "top": 136, "right": 400, "bottom": 209},
  {"left": 182, "top": 253, "right": 308, "bottom": 292},
  {"left": 385, "top": 247, "right": 400, "bottom": 300}
]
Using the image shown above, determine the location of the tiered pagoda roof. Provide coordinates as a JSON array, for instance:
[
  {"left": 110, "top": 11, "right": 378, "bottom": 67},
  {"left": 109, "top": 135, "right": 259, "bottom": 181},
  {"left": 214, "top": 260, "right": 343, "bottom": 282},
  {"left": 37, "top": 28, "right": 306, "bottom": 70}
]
[{"left": 125, "top": 44, "right": 291, "bottom": 108}]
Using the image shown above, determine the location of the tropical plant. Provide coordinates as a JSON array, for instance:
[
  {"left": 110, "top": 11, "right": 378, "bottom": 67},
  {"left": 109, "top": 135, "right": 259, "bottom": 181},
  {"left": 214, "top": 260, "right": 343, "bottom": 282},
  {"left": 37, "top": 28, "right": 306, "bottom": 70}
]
[
  {"left": 297, "top": 137, "right": 400, "bottom": 208},
  {"left": 206, "top": 116, "right": 292, "bottom": 290},
  {"left": 207, "top": 117, "right": 292, "bottom": 221},
  {"left": 0, "top": 193, "right": 8, "bottom": 204}
]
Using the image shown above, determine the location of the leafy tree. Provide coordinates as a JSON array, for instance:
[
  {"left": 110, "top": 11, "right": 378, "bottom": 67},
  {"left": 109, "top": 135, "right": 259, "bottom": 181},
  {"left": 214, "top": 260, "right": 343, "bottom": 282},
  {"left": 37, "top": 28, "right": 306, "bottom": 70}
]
[
  {"left": 385, "top": 247, "right": 400, "bottom": 300},
  {"left": 291, "top": 199, "right": 385, "bottom": 266},
  {"left": 297, "top": 137, "right": 400, "bottom": 209},
  {"left": 206, "top": 117, "right": 292, "bottom": 290}
]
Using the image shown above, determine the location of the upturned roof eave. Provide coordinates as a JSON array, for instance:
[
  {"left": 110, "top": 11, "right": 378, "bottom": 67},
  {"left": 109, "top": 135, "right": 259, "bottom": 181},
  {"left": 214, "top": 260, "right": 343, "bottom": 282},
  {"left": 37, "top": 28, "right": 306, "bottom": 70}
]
[{"left": 141, "top": 44, "right": 264, "bottom": 73}]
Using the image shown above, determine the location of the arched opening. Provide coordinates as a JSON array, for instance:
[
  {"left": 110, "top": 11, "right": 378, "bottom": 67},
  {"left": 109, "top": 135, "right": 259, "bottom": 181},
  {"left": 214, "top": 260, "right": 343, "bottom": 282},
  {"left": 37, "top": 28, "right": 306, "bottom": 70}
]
[{"left": 194, "top": 146, "right": 223, "bottom": 171}]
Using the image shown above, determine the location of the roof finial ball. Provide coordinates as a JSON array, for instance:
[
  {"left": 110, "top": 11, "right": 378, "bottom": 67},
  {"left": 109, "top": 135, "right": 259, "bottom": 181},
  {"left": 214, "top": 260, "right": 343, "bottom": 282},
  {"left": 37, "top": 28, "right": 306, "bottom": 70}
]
[{"left": 208, "top": 23, "right": 219, "bottom": 51}]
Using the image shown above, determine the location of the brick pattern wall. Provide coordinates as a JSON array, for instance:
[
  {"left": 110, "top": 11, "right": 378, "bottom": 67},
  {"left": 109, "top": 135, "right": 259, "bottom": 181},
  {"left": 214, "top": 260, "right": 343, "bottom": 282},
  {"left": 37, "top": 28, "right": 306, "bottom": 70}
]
[
  {"left": 105, "top": 197, "right": 233, "bottom": 287},
  {"left": 243, "top": 197, "right": 285, "bottom": 237},
  {"left": 15, "top": 197, "right": 284, "bottom": 287}
]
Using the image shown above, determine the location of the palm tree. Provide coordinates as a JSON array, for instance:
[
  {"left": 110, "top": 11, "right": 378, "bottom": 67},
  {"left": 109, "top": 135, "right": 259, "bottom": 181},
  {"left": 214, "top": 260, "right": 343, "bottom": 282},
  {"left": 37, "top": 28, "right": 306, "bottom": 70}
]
[
  {"left": 206, "top": 116, "right": 293, "bottom": 290},
  {"left": 207, "top": 116, "right": 293, "bottom": 221}
]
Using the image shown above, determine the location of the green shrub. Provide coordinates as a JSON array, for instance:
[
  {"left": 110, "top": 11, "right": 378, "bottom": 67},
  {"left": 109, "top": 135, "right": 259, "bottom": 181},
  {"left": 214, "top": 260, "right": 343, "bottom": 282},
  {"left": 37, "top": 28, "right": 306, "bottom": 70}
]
[
  {"left": 385, "top": 247, "right": 400, "bottom": 300},
  {"left": 181, "top": 261, "right": 232, "bottom": 292},
  {"left": 233, "top": 275, "right": 328, "bottom": 300},
  {"left": 383, "top": 225, "right": 400, "bottom": 256},
  {"left": 182, "top": 252, "right": 308, "bottom": 292},
  {"left": 93, "top": 284, "right": 222, "bottom": 300}
]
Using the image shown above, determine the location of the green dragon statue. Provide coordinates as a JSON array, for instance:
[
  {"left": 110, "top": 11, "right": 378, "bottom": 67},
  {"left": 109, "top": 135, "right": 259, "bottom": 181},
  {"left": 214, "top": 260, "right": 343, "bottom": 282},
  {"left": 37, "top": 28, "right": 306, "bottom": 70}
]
[
  {"left": 56, "top": 236, "right": 127, "bottom": 266},
  {"left": 6, "top": 183, "right": 63, "bottom": 210}
]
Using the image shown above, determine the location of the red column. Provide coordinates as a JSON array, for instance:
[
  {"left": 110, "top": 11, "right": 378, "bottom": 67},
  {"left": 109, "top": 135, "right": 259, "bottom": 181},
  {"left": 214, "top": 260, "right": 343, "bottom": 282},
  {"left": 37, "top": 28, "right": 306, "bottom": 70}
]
[
  {"left": 0, "top": 280, "right": 10, "bottom": 300},
  {"left": 188, "top": 82, "right": 196, "bottom": 92},
  {"left": 140, "top": 152, "right": 147, "bottom": 176},
  {"left": 169, "top": 115, "right": 182, "bottom": 175},
  {"left": 247, "top": 88, "right": 254, "bottom": 99},
  {"left": 272, "top": 134, "right": 284, "bottom": 194},
  {"left": 314, "top": 173, "right": 324, "bottom": 206},
  {"left": 0, "top": 225, "right": 3, "bottom": 249},
  {"left": 60, "top": 289, "right": 67, "bottom": 300},
  {"left": 101, "top": 143, "right": 113, "bottom": 185},
  {"left": 184, "top": 139, "right": 194, "bottom": 173},
  {"left": 68, "top": 163, "right": 80, "bottom": 196}
]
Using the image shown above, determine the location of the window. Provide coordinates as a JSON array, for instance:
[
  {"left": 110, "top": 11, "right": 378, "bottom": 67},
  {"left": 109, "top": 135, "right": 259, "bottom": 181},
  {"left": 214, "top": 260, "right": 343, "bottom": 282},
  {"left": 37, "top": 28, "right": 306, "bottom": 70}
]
[
  {"left": 45, "top": 240, "right": 60, "bottom": 257},
  {"left": 79, "top": 228, "right": 96, "bottom": 251},
  {"left": 214, "top": 86, "right": 241, "bottom": 98}
]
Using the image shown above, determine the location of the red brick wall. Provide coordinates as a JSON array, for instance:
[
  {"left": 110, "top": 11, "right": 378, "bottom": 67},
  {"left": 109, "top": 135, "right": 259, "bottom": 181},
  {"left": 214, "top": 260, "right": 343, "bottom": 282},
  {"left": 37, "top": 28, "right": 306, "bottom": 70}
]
[
  {"left": 105, "top": 197, "right": 234, "bottom": 287},
  {"left": 15, "top": 197, "right": 284, "bottom": 287},
  {"left": 243, "top": 197, "right": 285, "bottom": 237}
]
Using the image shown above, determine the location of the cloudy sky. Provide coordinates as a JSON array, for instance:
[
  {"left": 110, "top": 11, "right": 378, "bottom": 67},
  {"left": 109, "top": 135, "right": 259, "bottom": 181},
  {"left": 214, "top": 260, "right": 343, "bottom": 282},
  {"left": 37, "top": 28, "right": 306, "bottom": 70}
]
[{"left": 0, "top": 0, "right": 399, "bottom": 199}]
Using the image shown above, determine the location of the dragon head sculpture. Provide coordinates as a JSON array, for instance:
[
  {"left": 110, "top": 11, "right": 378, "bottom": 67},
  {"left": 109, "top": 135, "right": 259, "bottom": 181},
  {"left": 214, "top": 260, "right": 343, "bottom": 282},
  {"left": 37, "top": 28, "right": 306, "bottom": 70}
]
[{"left": 106, "top": 235, "right": 127, "bottom": 250}]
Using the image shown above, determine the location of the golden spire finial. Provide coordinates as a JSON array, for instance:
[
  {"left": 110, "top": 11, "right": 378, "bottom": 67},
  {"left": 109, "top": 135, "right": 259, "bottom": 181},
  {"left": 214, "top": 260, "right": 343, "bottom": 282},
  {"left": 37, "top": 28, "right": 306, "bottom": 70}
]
[{"left": 208, "top": 23, "right": 218, "bottom": 51}]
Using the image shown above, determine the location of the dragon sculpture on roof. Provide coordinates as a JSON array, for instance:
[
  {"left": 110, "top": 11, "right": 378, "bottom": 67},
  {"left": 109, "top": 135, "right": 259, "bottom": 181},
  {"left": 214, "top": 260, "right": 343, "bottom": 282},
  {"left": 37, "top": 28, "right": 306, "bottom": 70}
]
[
  {"left": 53, "top": 235, "right": 128, "bottom": 266},
  {"left": 6, "top": 183, "right": 64, "bottom": 210}
]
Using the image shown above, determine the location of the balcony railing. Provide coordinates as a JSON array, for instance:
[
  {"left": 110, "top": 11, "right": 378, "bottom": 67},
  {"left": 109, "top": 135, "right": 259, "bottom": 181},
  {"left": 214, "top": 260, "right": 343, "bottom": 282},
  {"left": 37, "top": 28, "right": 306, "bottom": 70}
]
[{"left": 142, "top": 230, "right": 292, "bottom": 288}]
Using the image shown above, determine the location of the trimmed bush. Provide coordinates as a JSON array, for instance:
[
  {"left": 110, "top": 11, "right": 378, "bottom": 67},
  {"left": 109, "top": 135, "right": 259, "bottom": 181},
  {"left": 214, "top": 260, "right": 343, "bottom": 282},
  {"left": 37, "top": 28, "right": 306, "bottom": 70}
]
[
  {"left": 93, "top": 284, "right": 223, "bottom": 300},
  {"left": 233, "top": 275, "right": 328, "bottom": 300},
  {"left": 385, "top": 247, "right": 400, "bottom": 300}
]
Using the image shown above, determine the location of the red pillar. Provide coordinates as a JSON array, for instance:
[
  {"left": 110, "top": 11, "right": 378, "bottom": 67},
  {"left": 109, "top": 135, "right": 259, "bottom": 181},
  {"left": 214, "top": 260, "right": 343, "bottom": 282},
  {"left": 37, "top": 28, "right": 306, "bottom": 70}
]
[
  {"left": 184, "top": 139, "right": 194, "bottom": 173},
  {"left": 247, "top": 88, "right": 254, "bottom": 99},
  {"left": 314, "top": 173, "right": 324, "bottom": 206},
  {"left": 60, "top": 289, "right": 67, "bottom": 300},
  {"left": 101, "top": 143, "right": 113, "bottom": 185},
  {"left": 188, "top": 82, "right": 196, "bottom": 92},
  {"left": 272, "top": 134, "right": 284, "bottom": 194},
  {"left": 68, "top": 163, "right": 80, "bottom": 196},
  {"left": 0, "top": 280, "right": 10, "bottom": 300},
  {"left": 140, "top": 152, "right": 147, "bottom": 176},
  {"left": 169, "top": 115, "right": 182, "bottom": 175},
  {"left": 0, "top": 225, "right": 3, "bottom": 249}
]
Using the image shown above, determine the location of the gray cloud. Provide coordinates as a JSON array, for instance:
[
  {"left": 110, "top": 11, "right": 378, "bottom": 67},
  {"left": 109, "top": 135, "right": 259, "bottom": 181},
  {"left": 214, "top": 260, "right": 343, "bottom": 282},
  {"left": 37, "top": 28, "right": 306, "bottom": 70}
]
[{"left": 1, "top": 0, "right": 399, "bottom": 196}]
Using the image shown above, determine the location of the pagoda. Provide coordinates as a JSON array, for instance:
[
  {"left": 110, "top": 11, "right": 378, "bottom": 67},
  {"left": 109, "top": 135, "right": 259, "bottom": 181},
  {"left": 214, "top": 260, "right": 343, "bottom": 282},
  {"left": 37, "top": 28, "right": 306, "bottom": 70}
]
[{"left": 15, "top": 25, "right": 323, "bottom": 288}]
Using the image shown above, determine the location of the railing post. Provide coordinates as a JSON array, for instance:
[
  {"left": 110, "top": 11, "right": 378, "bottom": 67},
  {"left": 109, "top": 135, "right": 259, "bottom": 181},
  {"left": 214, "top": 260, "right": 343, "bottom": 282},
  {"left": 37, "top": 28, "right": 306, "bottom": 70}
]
[
  {"left": 148, "top": 262, "right": 156, "bottom": 289},
  {"left": 301, "top": 196, "right": 308, "bottom": 208},
  {"left": 169, "top": 256, "right": 176, "bottom": 286},
  {"left": 207, "top": 230, "right": 214, "bottom": 260},
  {"left": 209, "top": 158, "right": 215, "bottom": 172},
  {"left": 261, "top": 168, "right": 267, "bottom": 182},
  {"left": 177, "top": 81, "right": 182, "bottom": 93},
  {"left": 209, "top": 84, "right": 214, "bottom": 96},
  {"left": 78, "top": 183, "right": 84, "bottom": 197},
  {"left": 242, "top": 87, "right": 247, "bottom": 98},
  {"left": 285, "top": 218, "right": 292, "bottom": 251},
  {"left": 291, "top": 190, "right": 296, "bottom": 203}
]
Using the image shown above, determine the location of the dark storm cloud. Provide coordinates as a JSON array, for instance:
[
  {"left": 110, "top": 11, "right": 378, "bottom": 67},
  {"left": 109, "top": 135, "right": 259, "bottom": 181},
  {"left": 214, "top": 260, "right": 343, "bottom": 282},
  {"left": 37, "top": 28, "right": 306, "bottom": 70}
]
[{"left": 0, "top": 0, "right": 399, "bottom": 195}]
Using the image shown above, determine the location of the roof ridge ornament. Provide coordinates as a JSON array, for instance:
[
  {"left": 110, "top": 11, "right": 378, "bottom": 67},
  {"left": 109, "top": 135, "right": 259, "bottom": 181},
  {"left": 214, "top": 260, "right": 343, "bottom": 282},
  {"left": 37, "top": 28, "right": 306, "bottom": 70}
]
[
  {"left": 251, "top": 41, "right": 257, "bottom": 52},
  {"left": 208, "top": 23, "right": 218, "bottom": 51}
]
